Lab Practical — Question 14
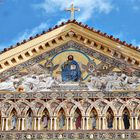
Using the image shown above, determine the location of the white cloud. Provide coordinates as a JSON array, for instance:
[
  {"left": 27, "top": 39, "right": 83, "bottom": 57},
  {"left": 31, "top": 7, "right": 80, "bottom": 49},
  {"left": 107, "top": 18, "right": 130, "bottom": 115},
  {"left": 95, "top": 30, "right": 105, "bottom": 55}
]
[
  {"left": 0, "top": 22, "right": 49, "bottom": 50},
  {"left": 131, "top": 40, "right": 140, "bottom": 47},
  {"left": 56, "top": 18, "right": 67, "bottom": 25},
  {"left": 133, "top": 6, "right": 139, "bottom": 11},
  {"left": 15, "top": 22, "right": 48, "bottom": 42},
  {"left": 113, "top": 32, "right": 125, "bottom": 40},
  {"left": 34, "top": 0, "right": 114, "bottom": 22}
]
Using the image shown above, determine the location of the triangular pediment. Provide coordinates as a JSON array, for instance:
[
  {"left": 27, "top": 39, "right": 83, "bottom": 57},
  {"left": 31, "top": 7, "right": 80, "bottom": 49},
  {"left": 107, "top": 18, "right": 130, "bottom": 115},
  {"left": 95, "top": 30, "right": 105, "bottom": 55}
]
[{"left": 0, "top": 20, "right": 140, "bottom": 80}]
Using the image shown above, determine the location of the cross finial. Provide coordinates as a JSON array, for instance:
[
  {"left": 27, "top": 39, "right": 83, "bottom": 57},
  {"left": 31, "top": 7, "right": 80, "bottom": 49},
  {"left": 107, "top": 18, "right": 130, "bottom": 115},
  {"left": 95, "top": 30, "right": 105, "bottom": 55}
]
[{"left": 65, "top": 3, "right": 80, "bottom": 20}]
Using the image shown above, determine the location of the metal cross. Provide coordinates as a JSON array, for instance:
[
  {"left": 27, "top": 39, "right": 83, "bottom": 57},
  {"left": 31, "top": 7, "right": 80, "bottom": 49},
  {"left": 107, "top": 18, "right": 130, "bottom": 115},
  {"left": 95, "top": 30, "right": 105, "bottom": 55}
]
[{"left": 65, "top": 3, "right": 80, "bottom": 20}]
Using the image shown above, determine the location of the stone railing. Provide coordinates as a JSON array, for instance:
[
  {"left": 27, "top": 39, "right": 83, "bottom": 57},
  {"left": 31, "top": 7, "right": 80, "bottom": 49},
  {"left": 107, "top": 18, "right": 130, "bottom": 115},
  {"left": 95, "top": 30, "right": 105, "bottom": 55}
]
[
  {"left": 0, "top": 90, "right": 140, "bottom": 100},
  {"left": 0, "top": 130, "right": 140, "bottom": 140}
]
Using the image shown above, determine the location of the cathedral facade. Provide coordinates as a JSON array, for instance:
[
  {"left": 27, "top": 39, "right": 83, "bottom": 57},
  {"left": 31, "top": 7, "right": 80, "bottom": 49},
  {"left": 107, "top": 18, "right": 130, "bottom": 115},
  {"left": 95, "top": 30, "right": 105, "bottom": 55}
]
[{"left": 0, "top": 20, "right": 140, "bottom": 139}]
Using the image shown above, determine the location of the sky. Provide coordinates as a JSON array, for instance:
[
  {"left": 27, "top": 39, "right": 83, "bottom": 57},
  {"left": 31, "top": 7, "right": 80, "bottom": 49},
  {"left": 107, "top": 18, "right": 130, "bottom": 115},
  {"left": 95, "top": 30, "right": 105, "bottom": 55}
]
[{"left": 0, "top": 0, "right": 140, "bottom": 51}]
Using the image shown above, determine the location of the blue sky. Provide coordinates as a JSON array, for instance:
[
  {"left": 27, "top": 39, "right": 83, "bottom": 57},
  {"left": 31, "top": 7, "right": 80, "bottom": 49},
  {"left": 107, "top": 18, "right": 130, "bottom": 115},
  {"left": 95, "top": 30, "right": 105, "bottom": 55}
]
[{"left": 0, "top": 0, "right": 140, "bottom": 51}]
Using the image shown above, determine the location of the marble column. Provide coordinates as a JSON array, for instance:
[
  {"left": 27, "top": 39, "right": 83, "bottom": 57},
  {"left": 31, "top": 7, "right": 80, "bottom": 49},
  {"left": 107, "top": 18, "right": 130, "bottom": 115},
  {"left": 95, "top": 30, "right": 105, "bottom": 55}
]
[
  {"left": 98, "top": 116, "right": 101, "bottom": 130},
  {"left": 114, "top": 116, "right": 117, "bottom": 130},
  {"left": 38, "top": 117, "right": 41, "bottom": 130},
  {"left": 135, "top": 117, "right": 138, "bottom": 129},
  {"left": 5, "top": 118, "right": 9, "bottom": 131},
  {"left": 18, "top": 118, "right": 21, "bottom": 130},
  {"left": 70, "top": 117, "right": 73, "bottom": 130},
  {"left": 22, "top": 118, "right": 25, "bottom": 130},
  {"left": 119, "top": 117, "right": 122, "bottom": 130},
  {"left": 66, "top": 117, "right": 69, "bottom": 130},
  {"left": 86, "top": 117, "right": 89, "bottom": 130},
  {"left": 54, "top": 117, "right": 57, "bottom": 130},
  {"left": 50, "top": 117, "right": 53, "bottom": 130},
  {"left": 2, "top": 118, "right": 5, "bottom": 131},
  {"left": 34, "top": 117, "right": 37, "bottom": 130},
  {"left": 82, "top": 117, "right": 85, "bottom": 130},
  {"left": 131, "top": 117, "right": 134, "bottom": 130},
  {"left": 102, "top": 117, "right": 106, "bottom": 130}
]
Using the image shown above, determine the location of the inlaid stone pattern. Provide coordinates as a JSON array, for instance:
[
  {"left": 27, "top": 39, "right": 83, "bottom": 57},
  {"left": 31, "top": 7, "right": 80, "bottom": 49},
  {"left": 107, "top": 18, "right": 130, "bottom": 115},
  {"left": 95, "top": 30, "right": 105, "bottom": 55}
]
[{"left": 0, "top": 41, "right": 136, "bottom": 80}]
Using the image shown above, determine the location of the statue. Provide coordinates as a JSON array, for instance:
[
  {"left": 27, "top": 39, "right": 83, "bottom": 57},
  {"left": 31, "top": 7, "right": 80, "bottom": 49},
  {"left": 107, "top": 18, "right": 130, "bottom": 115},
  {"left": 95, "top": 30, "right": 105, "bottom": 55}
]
[
  {"left": 74, "top": 113, "right": 82, "bottom": 129},
  {"left": 91, "top": 113, "right": 97, "bottom": 130},
  {"left": 123, "top": 111, "right": 130, "bottom": 129},
  {"left": 26, "top": 112, "right": 33, "bottom": 130},
  {"left": 42, "top": 112, "right": 49, "bottom": 129},
  {"left": 59, "top": 112, "right": 66, "bottom": 129},
  {"left": 61, "top": 55, "right": 81, "bottom": 82},
  {"left": 106, "top": 111, "right": 114, "bottom": 129},
  {"left": 11, "top": 112, "right": 17, "bottom": 130}
]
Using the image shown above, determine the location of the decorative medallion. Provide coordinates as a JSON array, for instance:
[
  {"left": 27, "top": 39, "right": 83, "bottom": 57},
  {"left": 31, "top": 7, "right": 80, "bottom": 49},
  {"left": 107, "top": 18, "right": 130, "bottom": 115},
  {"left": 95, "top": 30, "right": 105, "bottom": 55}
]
[
  {"left": 50, "top": 93, "right": 59, "bottom": 99},
  {"left": 19, "top": 93, "right": 28, "bottom": 99},
  {"left": 4, "top": 94, "right": 13, "bottom": 99},
  {"left": 65, "top": 92, "right": 74, "bottom": 100},
  {"left": 34, "top": 93, "right": 43, "bottom": 99},
  {"left": 81, "top": 92, "right": 89, "bottom": 99}
]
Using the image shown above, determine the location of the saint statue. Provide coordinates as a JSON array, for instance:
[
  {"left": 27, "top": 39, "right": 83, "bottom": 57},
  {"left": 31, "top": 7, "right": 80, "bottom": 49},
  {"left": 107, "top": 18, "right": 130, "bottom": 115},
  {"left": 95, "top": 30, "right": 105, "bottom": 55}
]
[
  {"left": 91, "top": 113, "right": 97, "bottom": 130},
  {"left": 107, "top": 111, "right": 114, "bottom": 129},
  {"left": 61, "top": 55, "right": 81, "bottom": 82},
  {"left": 74, "top": 113, "right": 82, "bottom": 129},
  {"left": 59, "top": 112, "right": 66, "bottom": 129},
  {"left": 123, "top": 111, "right": 130, "bottom": 129},
  {"left": 11, "top": 112, "right": 17, "bottom": 130},
  {"left": 26, "top": 112, "right": 33, "bottom": 130},
  {"left": 42, "top": 112, "right": 49, "bottom": 129}
]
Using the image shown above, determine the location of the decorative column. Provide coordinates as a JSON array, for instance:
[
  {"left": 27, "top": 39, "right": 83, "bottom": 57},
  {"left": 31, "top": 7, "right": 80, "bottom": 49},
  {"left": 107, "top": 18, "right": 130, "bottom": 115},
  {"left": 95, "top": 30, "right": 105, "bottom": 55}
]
[
  {"left": 102, "top": 117, "right": 106, "bottom": 130},
  {"left": 50, "top": 117, "right": 53, "bottom": 130},
  {"left": 34, "top": 117, "right": 37, "bottom": 130},
  {"left": 38, "top": 117, "right": 41, "bottom": 130},
  {"left": 86, "top": 117, "right": 89, "bottom": 130},
  {"left": 135, "top": 117, "right": 138, "bottom": 129},
  {"left": 98, "top": 116, "right": 101, "bottom": 130},
  {"left": 114, "top": 116, "right": 118, "bottom": 130},
  {"left": 82, "top": 117, "right": 85, "bottom": 130},
  {"left": 2, "top": 118, "right": 5, "bottom": 131},
  {"left": 131, "top": 117, "right": 134, "bottom": 130},
  {"left": 119, "top": 117, "right": 122, "bottom": 130},
  {"left": 54, "top": 117, "right": 57, "bottom": 130},
  {"left": 22, "top": 118, "right": 25, "bottom": 130},
  {"left": 70, "top": 117, "right": 73, "bottom": 130},
  {"left": 66, "top": 117, "right": 69, "bottom": 130},
  {"left": 18, "top": 118, "right": 21, "bottom": 130},
  {"left": 5, "top": 118, "right": 9, "bottom": 131}
]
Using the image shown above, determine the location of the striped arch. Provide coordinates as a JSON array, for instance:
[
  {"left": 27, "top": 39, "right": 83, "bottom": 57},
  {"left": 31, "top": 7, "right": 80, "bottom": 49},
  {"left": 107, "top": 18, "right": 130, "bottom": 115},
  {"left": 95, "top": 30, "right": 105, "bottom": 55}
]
[
  {"left": 69, "top": 99, "right": 85, "bottom": 116},
  {"left": 118, "top": 104, "right": 131, "bottom": 116},
  {"left": 37, "top": 99, "right": 52, "bottom": 116},
  {"left": 1, "top": 100, "right": 21, "bottom": 117},
  {"left": 53, "top": 100, "right": 69, "bottom": 116},
  {"left": 102, "top": 105, "right": 116, "bottom": 116},
  {"left": 102, "top": 101, "right": 117, "bottom": 116},
  {"left": 86, "top": 101, "right": 101, "bottom": 116},
  {"left": 17, "top": 99, "right": 37, "bottom": 116}
]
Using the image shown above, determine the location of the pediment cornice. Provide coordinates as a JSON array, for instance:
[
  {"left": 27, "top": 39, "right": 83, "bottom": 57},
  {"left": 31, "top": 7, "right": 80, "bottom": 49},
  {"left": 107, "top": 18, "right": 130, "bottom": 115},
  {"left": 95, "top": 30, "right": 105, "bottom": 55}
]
[{"left": 0, "top": 22, "right": 140, "bottom": 79}]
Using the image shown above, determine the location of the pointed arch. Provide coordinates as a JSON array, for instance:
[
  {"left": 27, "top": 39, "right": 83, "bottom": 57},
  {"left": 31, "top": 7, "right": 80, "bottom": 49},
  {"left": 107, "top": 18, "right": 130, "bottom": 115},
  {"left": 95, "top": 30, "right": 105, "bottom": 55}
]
[
  {"left": 6, "top": 102, "right": 21, "bottom": 117},
  {"left": 118, "top": 104, "right": 131, "bottom": 116},
  {"left": 69, "top": 99, "right": 84, "bottom": 116},
  {"left": 85, "top": 99, "right": 101, "bottom": 116},
  {"left": 53, "top": 100, "right": 69, "bottom": 116}
]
